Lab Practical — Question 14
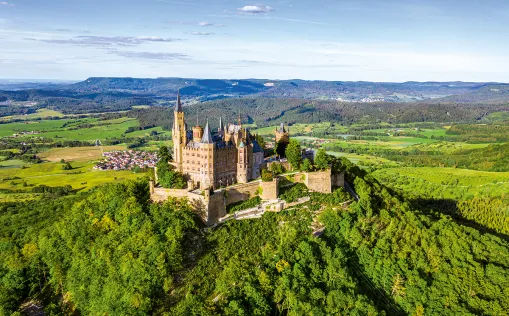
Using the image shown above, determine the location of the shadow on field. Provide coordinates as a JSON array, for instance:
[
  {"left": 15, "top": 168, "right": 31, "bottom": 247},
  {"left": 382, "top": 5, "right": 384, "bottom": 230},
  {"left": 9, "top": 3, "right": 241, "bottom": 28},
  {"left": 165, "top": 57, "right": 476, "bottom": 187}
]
[{"left": 409, "top": 197, "right": 509, "bottom": 241}]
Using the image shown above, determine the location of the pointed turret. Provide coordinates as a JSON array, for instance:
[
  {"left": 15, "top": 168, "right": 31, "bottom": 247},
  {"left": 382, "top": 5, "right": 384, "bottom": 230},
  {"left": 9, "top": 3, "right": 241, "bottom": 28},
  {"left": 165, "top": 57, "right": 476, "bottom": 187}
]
[
  {"left": 218, "top": 117, "right": 223, "bottom": 131},
  {"left": 175, "top": 90, "right": 183, "bottom": 112},
  {"left": 201, "top": 120, "right": 213, "bottom": 144},
  {"left": 278, "top": 123, "right": 286, "bottom": 133}
]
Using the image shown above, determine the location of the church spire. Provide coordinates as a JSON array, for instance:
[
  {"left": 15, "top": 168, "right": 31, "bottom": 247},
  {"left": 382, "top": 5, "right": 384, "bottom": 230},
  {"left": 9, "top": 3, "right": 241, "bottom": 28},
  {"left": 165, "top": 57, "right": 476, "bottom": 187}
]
[
  {"left": 175, "top": 90, "right": 183, "bottom": 112},
  {"left": 201, "top": 120, "right": 213, "bottom": 144}
]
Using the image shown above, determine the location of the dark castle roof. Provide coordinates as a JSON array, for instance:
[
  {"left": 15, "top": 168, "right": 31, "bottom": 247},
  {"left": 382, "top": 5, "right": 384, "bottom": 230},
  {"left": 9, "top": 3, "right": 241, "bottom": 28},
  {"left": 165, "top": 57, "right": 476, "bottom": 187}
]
[
  {"left": 175, "top": 91, "right": 183, "bottom": 112},
  {"left": 252, "top": 139, "right": 263, "bottom": 153},
  {"left": 201, "top": 120, "right": 213, "bottom": 144}
]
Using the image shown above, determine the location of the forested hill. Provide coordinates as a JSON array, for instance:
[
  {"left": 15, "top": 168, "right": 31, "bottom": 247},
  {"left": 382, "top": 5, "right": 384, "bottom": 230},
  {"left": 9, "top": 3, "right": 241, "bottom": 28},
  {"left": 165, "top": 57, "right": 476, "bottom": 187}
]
[
  {"left": 131, "top": 98, "right": 509, "bottom": 130},
  {"left": 63, "top": 77, "right": 495, "bottom": 102},
  {"left": 2, "top": 157, "right": 509, "bottom": 315}
]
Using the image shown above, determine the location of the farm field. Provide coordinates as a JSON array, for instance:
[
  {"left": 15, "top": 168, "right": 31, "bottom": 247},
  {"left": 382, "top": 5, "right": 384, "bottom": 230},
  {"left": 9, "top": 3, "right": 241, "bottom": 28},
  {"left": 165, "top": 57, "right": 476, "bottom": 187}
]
[
  {"left": 39, "top": 145, "right": 127, "bottom": 162},
  {"left": 0, "top": 108, "right": 65, "bottom": 121}
]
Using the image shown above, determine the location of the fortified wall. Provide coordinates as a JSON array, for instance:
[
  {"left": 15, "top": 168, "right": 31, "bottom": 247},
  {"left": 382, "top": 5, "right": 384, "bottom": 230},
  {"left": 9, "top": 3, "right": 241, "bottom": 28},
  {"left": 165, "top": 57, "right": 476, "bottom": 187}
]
[{"left": 150, "top": 169, "right": 344, "bottom": 226}]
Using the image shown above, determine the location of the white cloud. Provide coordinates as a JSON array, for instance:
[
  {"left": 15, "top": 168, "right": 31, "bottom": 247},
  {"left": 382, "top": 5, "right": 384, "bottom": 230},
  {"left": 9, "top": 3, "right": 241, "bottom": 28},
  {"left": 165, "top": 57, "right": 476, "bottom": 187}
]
[
  {"left": 192, "top": 32, "right": 213, "bottom": 36},
  {"left": 39, "top": 35, "right": 182, "bottom": 47},
  {"left": 238, "top": 5, "right": 273, "bottom": 14},
  {"left": 198, "top": 21, "right": 212, "bottom": 27},
  {"left": 0, "top": 2, "right": 14, "bottom": 6},
  {"left": 110, "top": 51, "right": 189, "bottom": 60}
]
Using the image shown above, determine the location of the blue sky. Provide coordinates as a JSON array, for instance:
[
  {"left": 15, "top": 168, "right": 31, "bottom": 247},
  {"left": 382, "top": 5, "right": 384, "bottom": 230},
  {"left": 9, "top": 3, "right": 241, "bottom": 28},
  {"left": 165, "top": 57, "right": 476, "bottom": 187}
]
[{"left": 1, "top": 0, "right": 509, "bottom": 81}]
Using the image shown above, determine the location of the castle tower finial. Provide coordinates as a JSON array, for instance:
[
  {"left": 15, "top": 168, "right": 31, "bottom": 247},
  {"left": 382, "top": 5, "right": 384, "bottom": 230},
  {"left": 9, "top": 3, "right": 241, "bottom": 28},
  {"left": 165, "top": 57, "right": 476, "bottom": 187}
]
[
  {"left": 238, "top": 113, "right": 241, "bottom": 126},
  {"left": 175, "top": 90, "right": 183, "bottom": 112},
  {"left": 219, "top": 117, "right": 223, "bottom": 131}
]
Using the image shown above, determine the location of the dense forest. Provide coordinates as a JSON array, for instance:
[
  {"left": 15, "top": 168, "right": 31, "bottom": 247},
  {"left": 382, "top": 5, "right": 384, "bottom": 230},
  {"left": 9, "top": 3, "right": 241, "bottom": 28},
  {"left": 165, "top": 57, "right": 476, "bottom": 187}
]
[
  {"left": 2, "top": 157, "right": 509, "bottom": 315},
  {"left": 129, "top": 98, "right": 509, "bottom": 132}
]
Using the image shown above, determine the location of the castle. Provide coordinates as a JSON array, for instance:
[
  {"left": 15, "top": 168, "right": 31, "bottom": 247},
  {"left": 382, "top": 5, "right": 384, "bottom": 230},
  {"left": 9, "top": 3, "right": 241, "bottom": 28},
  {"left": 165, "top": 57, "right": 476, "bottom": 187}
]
[
  {"left": 151, "top": 93, "right": 345, "bottom": 225},
  {"left": 172, "top": 92, "right": 266, "bottom": 190}
]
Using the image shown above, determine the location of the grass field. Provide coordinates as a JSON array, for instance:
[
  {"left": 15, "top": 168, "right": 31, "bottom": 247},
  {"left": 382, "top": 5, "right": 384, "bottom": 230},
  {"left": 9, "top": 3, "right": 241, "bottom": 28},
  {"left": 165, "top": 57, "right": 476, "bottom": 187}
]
[
  {"left": 0, "top": 108, "right": 65, "bottom": 121},
  {"left": 33, "top": 119, "right": 138, "bottom": 141},
  {"left": 0, "top": 159, "right": 30, "bottom": 168},
  {"left": 373, "top": 167, "right": 509, "bottom": 201},
  {"left": 0, "top": 161, "right": 145, "bottom": 193},
  {"left": 327, "top": 151, "right": 400, "bottom": 167},
  {"left": 253, "top": 122, "right": 347, "bottom": 137},
  {"left": 0, "top": 117, "right": 144, "bottom": 140},
  {"left": 126, "top": 126, "right": 172, "bottom": 138},
  {"left": 0, "top": 119, "right": 73, "bottom": 137}
]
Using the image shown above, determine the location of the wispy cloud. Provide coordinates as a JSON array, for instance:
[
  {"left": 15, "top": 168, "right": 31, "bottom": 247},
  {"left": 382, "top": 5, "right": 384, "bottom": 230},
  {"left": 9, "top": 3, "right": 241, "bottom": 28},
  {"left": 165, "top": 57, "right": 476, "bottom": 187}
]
[
  {"left": 109, "top": 50, "right": 189, "bottom": 60},
  {"left": 54, "top": 28, "right": 72, "bottom": 33},
  {"left": 198, "top": 21, "right": 212, "bottom": 27},
  {"left": 192, "top": 32, "right": 213, "bottom": 36},
  {"left": 0, "top": 2, "right": 14, "bottom": 7},
  {"left": 235, "top": 59, "right": 357, "bottom": 69},
  {"left": 38, "top": 35, "right": 182, "bottom": 47},
  {"left": 238, "top": 5, "right": 274, "bottom": 14}
]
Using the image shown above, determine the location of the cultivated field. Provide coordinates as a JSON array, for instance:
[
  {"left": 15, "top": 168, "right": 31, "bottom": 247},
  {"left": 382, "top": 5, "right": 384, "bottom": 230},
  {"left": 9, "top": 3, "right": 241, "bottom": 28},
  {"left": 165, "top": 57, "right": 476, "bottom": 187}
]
[{"left": 39, "top": 145, "right": 127, "bottom": 162}]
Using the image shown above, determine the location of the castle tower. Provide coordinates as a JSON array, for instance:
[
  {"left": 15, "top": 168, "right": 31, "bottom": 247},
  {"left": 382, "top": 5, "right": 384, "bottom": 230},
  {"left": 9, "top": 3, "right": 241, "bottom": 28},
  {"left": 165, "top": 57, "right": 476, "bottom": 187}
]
[
  {"left": 172, "top": 91, "right": 186, "bottom": 172},
  {"left": 192, "top": 124, "right": 204, "bottom": 143},
  {"left": 200, "top": 120, "right": 215, "bottom": 190},
  {"left": 218, "top": 117, "right": 224, "bottom": 140},
  {"left": 275, "top": 123, "right": 290, "bottom": 144},
  {"left": 237, "top": 141, "right": 251, "bottom": 183}
]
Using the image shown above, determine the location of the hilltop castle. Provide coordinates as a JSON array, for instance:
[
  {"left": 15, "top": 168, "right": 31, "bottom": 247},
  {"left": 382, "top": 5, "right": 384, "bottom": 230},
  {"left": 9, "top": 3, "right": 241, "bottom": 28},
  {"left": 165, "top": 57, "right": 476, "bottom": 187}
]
[
  {"left": 172, "top": 93, "right": 266, "bottom": 190},
  {"left": 150, "top": 93, "right": 345, "bottom": 225}
]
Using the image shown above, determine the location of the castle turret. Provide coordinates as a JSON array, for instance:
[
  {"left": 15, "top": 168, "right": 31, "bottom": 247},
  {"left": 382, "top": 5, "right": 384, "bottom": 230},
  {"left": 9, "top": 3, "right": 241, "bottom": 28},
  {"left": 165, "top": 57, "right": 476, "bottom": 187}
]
[
  {"left": 200, "top": 120, "right": 215, "bottom": 190},
  {"left": 172, "top": 91, "right": 186, "bottom": 172},
  {"left": 237, "top": 140, "right": 251, "bottom": 184},
  {"left": 192, "top": 125, "right": 204, "bottom": 143},
  {"left": 275, "top": 122, "right": 290, "bottom": 144}
]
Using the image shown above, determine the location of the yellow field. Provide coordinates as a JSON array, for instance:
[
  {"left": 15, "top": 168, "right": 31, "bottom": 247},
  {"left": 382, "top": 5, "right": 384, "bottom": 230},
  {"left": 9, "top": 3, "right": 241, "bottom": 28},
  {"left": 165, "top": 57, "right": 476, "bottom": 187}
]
[
  {"left": 39, "top": 145, "right": 127, "bottom": 162},
  {"left": 0, "top": 108, "right": 64, "bottom": 121}
]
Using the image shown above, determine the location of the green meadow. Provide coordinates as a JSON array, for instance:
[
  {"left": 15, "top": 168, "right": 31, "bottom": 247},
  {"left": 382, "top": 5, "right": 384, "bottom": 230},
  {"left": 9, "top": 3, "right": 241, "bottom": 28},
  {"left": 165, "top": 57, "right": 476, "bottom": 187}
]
[
  {"left": 0, "top": 160, "right": 144, "bottom": 201},
  {"left": 373, "top": 167, "right": 509, "bottom": 202}
]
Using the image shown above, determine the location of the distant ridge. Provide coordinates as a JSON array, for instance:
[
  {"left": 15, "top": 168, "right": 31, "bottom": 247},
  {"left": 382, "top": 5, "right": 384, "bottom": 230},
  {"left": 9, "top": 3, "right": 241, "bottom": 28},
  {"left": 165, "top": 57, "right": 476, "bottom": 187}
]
[{"left": 60, "top": 77, "right": 502, "bottom": 103}]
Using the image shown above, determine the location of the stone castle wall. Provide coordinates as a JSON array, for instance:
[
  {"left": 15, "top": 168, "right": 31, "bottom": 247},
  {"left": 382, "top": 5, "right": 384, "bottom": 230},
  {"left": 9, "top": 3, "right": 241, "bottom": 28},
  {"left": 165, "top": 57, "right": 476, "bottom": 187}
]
[
  {"left": 151, "top": 170, "right": 345, "bottom": 226},
  {"left": 260, "top": 178, "right": 279, "bottom": 200},
  {"left": 225, "top": 181, "right": 261, "bottom": 205},
  {"left": 305, "top": 169, "right": 333, "bottom": 194}
]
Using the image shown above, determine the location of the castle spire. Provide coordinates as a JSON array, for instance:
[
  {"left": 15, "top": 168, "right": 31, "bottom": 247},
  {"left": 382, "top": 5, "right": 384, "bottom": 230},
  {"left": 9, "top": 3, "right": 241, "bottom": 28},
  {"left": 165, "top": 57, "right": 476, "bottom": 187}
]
[
  {"left": 218, "top": 117, "right": 223, "bottom": 131},
  {"left": 278, "top": 122, "right": 286, "bottom": 133},
  {"left": 238, "top": 113, "right": 241, "bottom": 126},
  {"left": 175, "top": 90, "right": 183, "bottom": 112},
  {"left": 201, "top": 119, "right": 213, "bottom": 144}
]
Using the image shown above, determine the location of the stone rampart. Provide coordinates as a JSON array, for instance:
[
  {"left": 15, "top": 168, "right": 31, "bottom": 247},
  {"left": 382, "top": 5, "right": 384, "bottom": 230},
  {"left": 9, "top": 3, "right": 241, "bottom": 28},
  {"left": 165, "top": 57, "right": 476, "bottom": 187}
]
[
  {"left": 150, "top": 169, "right": 345, "bottom": 226},
  {"left": 224, "top": 181, "right": 261, "bottom": 205},
  {"left": 260, "top": 178, "right": 279, "bottom": 200}
]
